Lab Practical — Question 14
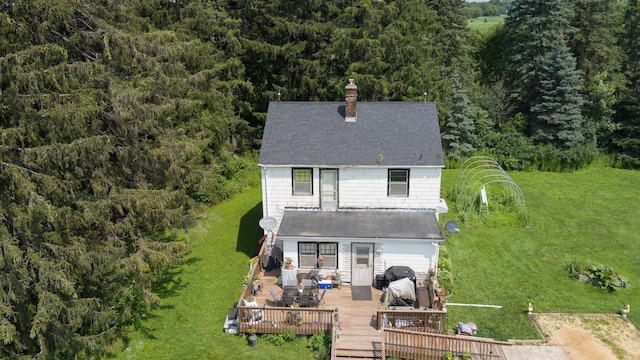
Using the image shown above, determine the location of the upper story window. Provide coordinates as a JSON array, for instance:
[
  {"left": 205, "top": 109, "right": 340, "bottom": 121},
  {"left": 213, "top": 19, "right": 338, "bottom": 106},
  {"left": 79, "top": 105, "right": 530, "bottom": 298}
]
[
  {"left": 388, "top": 169, "right": 409, "bottom": 197},
  {"left": 292, "top": 168, "right": 313, "bottom": 195}
]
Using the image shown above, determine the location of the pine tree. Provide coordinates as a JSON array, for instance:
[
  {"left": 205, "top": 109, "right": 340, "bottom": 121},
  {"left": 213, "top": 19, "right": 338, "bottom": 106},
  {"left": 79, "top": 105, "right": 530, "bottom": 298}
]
[
  {"left": 621, "top": 0, "right": 640, "bottom": 88},
  {"left": 441, "top": 73, "right": 476, "bottom": 160},
  {"left": 0, "top": 1, "right": 249, "bottom": 357},
  {"left": 569, "top": 0, "right": 624, "bottom": 92},
  {"left": 504, "top": 0, "right": 576, "bottom": 112},
  {"left": 569, "top": 0, "right": 623, "bottom": 149},
  {"left": 529, "top": 36, "right": 585, "bottom": 149},
  {"left": 230, "top": 0, "right": 451, "bottom": 109},
  {"left": 611, "top": 0, "right": 640, "bottom": 167},
  {"left": 612, "top": 89, "right": 640, "bottom": 168}
]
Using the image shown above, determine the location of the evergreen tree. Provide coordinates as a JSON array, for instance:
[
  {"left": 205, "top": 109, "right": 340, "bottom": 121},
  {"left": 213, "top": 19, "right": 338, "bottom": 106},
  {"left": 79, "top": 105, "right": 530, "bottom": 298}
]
[
  {"left": 621, "top": 0, "right": 640, "bottom": 88},
  {"left": 0, "top": 1, "right": 251, "bottom": 357},
  {"left": 569, "top": 0, "right": 623, "bottom": 149},
  {"left": 569, "top": 0, "right": 624, "bottom": 92},
  {"left": 612, "top": 89, "right": 640, "bottom": 168},
  {"left": 426, "top": 0, "right": 472, "bottom": 73},
  {"left": 504, "top": 0, "right": 575, "bottom": 113},
  {"left": 611, "top": 0, "right": 640, "bottom": 167},
  {"left": 441, "top": 73, "right": 476, "bottom": 160},
  {"left": 529, "top": 36, "right": 585, "bottom": 149},
  {"left": 476, "top": 24, "right": 509, "bottom": 85},
  {"left": 230, "top": 0, "right": 457, "bottom": 116},
  {"left": 425, "top": 0, "right": 474, "bottom": 117}
]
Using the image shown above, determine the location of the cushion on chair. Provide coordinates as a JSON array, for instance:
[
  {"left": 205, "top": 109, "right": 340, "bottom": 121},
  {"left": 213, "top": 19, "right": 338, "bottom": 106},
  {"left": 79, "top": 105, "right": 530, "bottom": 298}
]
[{"left": 283, "top": 296, "right": 295, "bottom": 306}]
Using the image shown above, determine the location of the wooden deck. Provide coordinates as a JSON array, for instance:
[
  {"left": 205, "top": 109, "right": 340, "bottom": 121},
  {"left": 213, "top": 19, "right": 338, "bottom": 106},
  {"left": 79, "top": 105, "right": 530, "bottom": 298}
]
[
  {"left": 244, "top": 267, "right": 509, "bottom": 359},
  {"left": 251, "top": 268, "right": 387, "bottom": 358}
]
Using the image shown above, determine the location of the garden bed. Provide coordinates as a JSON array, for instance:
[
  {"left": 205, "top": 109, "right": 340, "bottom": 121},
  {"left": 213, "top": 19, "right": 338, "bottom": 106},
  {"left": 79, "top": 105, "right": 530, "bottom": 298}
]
[{"left": 534, "top": 314, "right": 640, "bottom": 360}]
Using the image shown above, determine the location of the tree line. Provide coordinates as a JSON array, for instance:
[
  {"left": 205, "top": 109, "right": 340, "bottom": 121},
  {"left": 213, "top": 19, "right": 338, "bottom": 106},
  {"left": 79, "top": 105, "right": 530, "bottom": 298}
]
[
  {"left": 447, "top": 0, "right": 640, "bottom": 171},
  {"left": 1, "top": 0, "right": 638, "bottom": 358},
  {"left": 465, "top": 0, "right": 510, "bottom": 18}
]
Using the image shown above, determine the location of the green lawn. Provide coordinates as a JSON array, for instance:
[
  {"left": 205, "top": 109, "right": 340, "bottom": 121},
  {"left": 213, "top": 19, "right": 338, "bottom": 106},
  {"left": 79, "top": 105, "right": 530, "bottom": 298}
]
[
  {"left": 441, "top": 166, "right": 640, "bottom": 340},
  {"left": 467, "top": 15, "right": 506, "bottom": 32},
  {"left": 112, "top": 186, "right": 314, "bottom": 360},
  {"left": 113, "top": 165, "right": 640, "bottom": 357}
]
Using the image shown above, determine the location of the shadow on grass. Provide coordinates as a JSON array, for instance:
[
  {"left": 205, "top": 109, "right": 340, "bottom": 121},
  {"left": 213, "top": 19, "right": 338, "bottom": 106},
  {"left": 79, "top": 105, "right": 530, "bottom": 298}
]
[
  {"left": 236, "top": 202, "right": 264, "bottom": 257},
  {"left": 151, "top": 257, "right": 199, "bottom": 298},
  {"left": 121, "top": 257, "right": 200, "bottom": 344}
]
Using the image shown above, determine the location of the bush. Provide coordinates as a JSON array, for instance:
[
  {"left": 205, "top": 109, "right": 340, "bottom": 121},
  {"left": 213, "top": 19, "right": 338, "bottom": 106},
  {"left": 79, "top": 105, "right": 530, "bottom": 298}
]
[
  {"left": 306, "top": 332, "right": 331, "bottom": 360},
  {"left": 569, "top": 261, "right": 629, "bottom": 292},
  {"left": 263, "top": 329, "right": 297, "bottom": 346},
  {"left": 437, "top": 269, "right": 454, "bottom": 297}
]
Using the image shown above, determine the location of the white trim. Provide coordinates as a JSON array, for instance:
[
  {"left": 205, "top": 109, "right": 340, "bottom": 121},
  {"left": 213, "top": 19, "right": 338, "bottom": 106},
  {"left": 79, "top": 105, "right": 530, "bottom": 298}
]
[{"left": 259, "top": 164, "right": 444, "bottom": 169}]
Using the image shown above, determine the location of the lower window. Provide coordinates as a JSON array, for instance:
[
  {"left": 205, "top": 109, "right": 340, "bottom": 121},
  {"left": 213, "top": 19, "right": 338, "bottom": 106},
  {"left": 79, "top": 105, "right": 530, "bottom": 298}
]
[{"left": 298, "top": 242, "right": 337, "bottom": 269}]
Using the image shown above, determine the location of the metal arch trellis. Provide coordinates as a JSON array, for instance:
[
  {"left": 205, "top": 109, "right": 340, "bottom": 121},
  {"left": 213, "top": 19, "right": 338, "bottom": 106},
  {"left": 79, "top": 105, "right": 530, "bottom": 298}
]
[{"left": 454, "top": 156, "right": 528, "bottom": 224}]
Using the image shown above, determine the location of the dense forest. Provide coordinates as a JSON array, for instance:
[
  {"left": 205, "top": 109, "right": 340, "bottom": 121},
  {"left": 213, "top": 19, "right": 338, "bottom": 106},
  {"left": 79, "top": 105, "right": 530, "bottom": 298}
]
[{"left": 1, "top": 0, "right": 638, "bottom": 358}]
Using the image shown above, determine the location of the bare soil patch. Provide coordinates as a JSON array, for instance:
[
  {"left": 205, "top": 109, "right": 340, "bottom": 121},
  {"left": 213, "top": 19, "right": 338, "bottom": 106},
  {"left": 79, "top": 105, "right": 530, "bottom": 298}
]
[{"left": 534, "top": 314, "right": 640, "bottom": 360}]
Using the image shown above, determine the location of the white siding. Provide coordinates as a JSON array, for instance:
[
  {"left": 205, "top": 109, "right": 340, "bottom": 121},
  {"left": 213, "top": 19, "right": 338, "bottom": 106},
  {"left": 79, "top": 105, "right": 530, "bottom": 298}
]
[
  {"left": 261, "top": 166, "right": 442, "bottom": 233},
  {"left": 279, "top": 238, "right": 439, "bottom": 284},
  {"left": 339, "top": 167, "right": 441, "bottom": 209},
  {"left": 379, "top": 241, "right": 439, "bottom": 283}
]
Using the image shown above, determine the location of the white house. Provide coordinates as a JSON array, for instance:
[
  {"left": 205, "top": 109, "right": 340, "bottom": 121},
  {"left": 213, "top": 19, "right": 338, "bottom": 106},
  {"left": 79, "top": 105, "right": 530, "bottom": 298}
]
[{"left": 258, "top": 80, "right": 446, "bottom": 286}]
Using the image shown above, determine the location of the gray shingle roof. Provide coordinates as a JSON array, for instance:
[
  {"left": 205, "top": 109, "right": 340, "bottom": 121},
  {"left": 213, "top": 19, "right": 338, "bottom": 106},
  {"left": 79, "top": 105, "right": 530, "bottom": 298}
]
[
  {"left": 277, "top": 210, "right": 444, "bottom": 240},
  {"left": 258, "top": 101, "right": 444, "bottom": 167}
]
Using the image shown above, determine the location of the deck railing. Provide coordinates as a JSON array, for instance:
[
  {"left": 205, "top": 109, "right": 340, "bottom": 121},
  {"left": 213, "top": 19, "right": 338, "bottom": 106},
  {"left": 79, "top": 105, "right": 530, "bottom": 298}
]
[
  {"left": 329, "top": 310, "right": 340, "bottom": 360},
  {"left": 376, "top": 308, "right": 447, "bottom": 333},
  {"left": 237, "top": 306, "right": 336, "bottom": 336},
  {"left": 381, "top": 328, "right": 511, "bottom": 360},
  {"left": 239, "top": 243, "right": 266, "bottom": 301}
]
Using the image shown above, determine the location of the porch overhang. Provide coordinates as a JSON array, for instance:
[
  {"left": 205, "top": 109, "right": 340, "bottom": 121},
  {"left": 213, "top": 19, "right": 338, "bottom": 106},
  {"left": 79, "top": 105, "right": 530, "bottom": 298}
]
[{"left": 277, "top": 210, "right": 444, "bottom": 241}]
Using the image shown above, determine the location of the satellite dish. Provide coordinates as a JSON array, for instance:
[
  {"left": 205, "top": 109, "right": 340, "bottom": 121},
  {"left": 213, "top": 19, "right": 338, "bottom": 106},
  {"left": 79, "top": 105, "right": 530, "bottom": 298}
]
[
  {"left": 445, "top": 220, "right": 460, "bottom": 234},
  {"left": 259, "top": 217, "right": 277, "bottom": 231}
]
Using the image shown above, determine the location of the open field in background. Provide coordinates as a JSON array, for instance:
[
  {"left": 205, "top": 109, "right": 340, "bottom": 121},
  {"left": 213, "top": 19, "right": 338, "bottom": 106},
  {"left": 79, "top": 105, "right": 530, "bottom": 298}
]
[
  {"left": 467, "top": 15, "right": 506, "bottom": 32},
  {"left": 113, "top": 165, "right": 640, "bottom": 358}
]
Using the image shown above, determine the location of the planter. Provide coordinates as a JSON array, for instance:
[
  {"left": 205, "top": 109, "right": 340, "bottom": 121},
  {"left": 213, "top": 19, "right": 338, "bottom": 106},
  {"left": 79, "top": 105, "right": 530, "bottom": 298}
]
[
  {"left": 247, "top": 333, "right": 258, "bottom": 347},
  {"left": 571, "top": 267, "right": 589, "bottom": 282}
]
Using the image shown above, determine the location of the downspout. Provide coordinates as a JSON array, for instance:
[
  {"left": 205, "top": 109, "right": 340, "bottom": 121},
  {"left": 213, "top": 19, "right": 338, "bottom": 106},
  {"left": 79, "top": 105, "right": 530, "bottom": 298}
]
[
  {"left": 432, "top": 241, "right": 440, "bottom": 274},
  {"left": 261, "top": 166, "right": 269, "bottom": 218}
]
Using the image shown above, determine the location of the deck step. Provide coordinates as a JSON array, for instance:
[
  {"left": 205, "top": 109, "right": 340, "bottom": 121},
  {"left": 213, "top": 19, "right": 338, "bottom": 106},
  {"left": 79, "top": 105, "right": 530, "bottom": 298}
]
[{"left": 334, "top": 348, "right": 381, "bottom": 359}]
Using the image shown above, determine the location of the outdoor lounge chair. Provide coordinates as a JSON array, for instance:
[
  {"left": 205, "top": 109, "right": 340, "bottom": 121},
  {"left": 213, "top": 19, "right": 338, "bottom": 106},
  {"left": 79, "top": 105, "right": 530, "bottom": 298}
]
[{"left": 269, "top": 287, "right": 284, "bottom": 307}]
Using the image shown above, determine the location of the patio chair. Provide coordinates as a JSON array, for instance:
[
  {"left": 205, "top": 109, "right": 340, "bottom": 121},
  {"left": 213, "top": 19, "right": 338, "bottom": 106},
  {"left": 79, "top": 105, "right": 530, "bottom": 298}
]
[
  {"left": 311, "top": 289, "right": 326, "bottom": 308},
  {"left": 269, "top": 287, "right": 283, "bottom": 307},
  {"left": 283, "top": 296, "right": 295, "bottom": 307},
  {"left": 301, "top": 278, "right": 315, "bottom": 291},
  {"left": 298, "top": 295, "right": 311, "bottom": 307}
]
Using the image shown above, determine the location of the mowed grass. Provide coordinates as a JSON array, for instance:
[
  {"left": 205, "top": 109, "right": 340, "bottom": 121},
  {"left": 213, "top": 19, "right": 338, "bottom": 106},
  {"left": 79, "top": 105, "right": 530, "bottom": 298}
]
[
  {"left": 113, "top": 165, "right": 640, "bottom": 358},
  {"left": 467, "top": 15, "right": 506, "bottom": 32},
  {"left": 441, "top": 166, "right": 640, "bottom": 340},
  {"left": 113, "top": 185, "right": 314, "bottom": 360}
]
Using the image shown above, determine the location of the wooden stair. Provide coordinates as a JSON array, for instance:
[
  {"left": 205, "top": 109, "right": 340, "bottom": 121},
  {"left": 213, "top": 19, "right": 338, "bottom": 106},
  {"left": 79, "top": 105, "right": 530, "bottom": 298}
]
[{"left": 334, "top": 327, "right": 383, "bottom": 359}]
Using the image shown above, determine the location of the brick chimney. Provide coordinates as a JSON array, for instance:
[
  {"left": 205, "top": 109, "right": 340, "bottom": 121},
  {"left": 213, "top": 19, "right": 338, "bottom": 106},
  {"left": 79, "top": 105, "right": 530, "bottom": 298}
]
[{"left": 345, "top": 79, "right": 357, "bottom": 122}]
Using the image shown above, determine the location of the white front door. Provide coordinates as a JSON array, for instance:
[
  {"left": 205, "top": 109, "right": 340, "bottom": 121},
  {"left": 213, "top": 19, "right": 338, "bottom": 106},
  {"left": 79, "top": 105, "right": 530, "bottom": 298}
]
[
  {"left": 351, "top": 243, "right": 373, "bottom": 286},
  {"left": 320, "top": 169, "right": 338, "bottom": 210}
]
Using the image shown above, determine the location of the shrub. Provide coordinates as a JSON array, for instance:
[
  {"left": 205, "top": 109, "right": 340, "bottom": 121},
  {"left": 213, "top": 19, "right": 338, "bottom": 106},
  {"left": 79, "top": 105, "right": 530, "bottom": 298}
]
[
  {"left": 437, "top": 269, "right": 454, "bottom": 297},
  {"left": 306, "top": 332, "right": 331, "bottom": 360},
  {"left": 569, "top": 261, "right": 629, "bottom": 292},
  {"left": 263, "top": 329, "right": 297, "bottom": 346}
]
